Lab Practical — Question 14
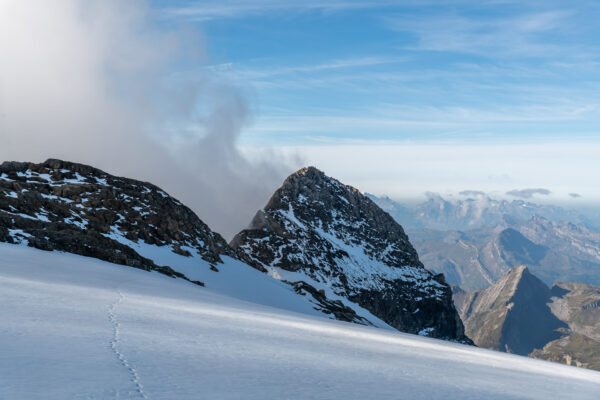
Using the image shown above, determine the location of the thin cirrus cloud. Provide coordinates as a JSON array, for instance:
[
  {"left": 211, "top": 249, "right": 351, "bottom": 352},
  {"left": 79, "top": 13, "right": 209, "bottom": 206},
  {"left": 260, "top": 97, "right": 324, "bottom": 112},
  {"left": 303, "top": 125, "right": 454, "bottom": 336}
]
[
  {"left": 215, "top": 56, "right": 402, "bottom": 81},
  {"left": 506, "top": 188, "right": 552, "bottom": 199},
  {"left": 384, "top": 9, "right": 588, "bottom": 58},
  {"left": 157, "top": 1, "right": 600, "bottom": 205},
  {"left": 162, "top": 0, "right": 395, "bottom": 20},
  {"left": 162, "top": 0, "right": 600, "bottom": 148}
]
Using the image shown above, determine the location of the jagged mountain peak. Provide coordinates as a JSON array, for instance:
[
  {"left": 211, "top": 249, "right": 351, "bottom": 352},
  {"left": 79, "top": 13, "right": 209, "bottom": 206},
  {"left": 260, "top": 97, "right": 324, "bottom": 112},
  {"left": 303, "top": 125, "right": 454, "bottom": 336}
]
[
  {"left": 235, "top": 167, "right": 419, "bottom": 276},
  {"left": 277, "top": 166, "right": 333, "bottom": 194},
  {"left": 455, "top": 265, "right": 566, "bottom": 354},
  {"left": 264, "top": 166, "right": 363, "bottom": 211},
  {"left": 457, "top": 265, "right": 544, "bottom": 318},
  {"left": 290, "top": 165, "right": 326, "bottom": 179},
  {"left": 266, "top": 166, "right": 409, "bottom": 247},
  {"left": 232, "top": 168, "right": 469, "bottom": 341}
]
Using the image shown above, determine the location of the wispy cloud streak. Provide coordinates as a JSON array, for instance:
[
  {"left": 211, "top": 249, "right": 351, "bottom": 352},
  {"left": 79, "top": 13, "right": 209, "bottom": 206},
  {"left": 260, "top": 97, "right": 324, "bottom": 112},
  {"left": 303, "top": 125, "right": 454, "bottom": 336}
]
[{"left": 163, "top": 0, "right": 396, "bottom": 20}]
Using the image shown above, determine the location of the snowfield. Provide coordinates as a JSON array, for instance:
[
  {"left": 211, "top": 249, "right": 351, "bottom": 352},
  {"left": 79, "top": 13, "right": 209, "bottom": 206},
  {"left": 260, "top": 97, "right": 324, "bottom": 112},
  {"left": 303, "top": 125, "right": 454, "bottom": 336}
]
[{"left": 1, "top": 244, "right": 600, "bottom": 399}]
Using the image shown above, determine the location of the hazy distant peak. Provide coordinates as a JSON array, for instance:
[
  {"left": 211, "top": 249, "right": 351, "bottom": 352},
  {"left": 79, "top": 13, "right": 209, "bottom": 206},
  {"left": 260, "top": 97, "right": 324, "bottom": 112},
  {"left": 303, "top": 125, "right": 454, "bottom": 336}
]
[
  {"left": 368, "top": 192, "right": 588, "bottom": 231},
  {"left": 455, "top": 266, "right": 566, "bottom": 355}
]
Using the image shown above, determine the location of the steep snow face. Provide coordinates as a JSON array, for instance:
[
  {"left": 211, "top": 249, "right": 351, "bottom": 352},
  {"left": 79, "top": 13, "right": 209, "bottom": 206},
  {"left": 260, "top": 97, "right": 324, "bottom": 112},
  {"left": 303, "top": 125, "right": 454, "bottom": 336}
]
[
  {"left": 0, "top": 159, "right": 235, "bottom": 281},
  {"left": 232, "top": 167, "right": 468, "bottom": 341},
  {"left": 2, "top": 244, "right": 600, "bottom": 400}
]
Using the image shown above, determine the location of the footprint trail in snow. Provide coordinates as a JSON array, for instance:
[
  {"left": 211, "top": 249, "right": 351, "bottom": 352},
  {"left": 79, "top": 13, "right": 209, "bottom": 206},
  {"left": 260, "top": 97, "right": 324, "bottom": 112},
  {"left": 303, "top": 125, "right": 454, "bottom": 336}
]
[{"left": 108, "top": 291, "right": 148, "bottom": 399}]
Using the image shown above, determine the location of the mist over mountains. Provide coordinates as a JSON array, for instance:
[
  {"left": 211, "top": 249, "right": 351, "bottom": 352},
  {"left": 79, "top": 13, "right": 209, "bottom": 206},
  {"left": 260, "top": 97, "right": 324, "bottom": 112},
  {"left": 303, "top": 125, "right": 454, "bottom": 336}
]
[
  {"left": 368, "top": 193, "right": 600, "bottom": 291},
  {"left": 368, "top": 192, "right": 598, "bottom": 232}
]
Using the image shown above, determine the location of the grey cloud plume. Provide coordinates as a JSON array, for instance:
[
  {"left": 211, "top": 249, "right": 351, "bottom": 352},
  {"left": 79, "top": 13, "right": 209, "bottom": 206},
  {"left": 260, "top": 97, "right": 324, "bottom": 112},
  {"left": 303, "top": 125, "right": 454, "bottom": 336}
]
[
  {"left": 0, "top": 0, "right": 297, "bottom": 240},
  {"left": 506, "top": 188, "right": 551, "bottom": 199},
  {"left": 569, "top": 193, "right": 582, "bottom": 198},
  {"left": 459, "top": 190, "right": 486, "bottom": 197}
]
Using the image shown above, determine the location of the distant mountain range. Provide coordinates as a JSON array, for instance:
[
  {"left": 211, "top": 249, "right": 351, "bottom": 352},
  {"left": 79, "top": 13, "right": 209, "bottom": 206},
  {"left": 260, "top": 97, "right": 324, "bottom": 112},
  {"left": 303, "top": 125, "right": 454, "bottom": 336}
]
[
  {"left": 368, "top": 193, "right": 596, "bottom": 232},
  {"left": 372, "top": 192, "right": 600, "bottom": 371},
  {"left": 454, "top": 266, "right": 600, "bottom": 371},
  {"left": 369, "top": 194, "right": 600, "bottom": 291}
]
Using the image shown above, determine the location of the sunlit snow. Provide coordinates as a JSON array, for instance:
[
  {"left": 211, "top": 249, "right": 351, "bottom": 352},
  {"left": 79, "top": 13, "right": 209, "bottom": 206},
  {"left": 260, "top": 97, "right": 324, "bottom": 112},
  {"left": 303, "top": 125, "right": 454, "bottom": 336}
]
[{"left": 1, "top": 244, "right": 599, "bottom": 399}]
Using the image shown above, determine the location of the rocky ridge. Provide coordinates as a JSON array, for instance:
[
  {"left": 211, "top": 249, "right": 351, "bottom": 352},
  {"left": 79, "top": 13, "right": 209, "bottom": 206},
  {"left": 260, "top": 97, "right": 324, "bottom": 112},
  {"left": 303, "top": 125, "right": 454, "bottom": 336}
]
[
  {"left": 0, "top": 159, "right": 235, "bottom": 283},
  {"left": 455, "top": 266, "right": 600, "bottom": 370},
  {"left": 530, "top": 281, "right": 600, "bottom": 370},
  {"left": 454, "top": 265, "right": 566, "bottom": 354},
  {"left": 231, "top": 167, "right": 470, "bottom": 341}
]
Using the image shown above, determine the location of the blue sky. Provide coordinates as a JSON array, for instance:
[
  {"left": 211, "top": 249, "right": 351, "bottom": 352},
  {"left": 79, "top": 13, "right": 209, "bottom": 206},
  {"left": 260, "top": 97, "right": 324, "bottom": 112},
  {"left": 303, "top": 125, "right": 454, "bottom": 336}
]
[
  {"left": 2, "top": 0, "right": 598, "bottom": 234},
  {"left": 152, "top": 0, "right": 600, "bottom": 147}
]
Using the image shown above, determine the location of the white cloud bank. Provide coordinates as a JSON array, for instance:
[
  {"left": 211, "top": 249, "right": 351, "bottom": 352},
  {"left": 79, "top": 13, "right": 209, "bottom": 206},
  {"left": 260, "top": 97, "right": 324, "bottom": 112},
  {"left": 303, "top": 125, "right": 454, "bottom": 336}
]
[
  {"left": 263, "top": 141, "right": 600, "bottom": 205},
  {"left": 506, "top": 188, "right": 552, "bottom": 199},
  {"left": 0, "top": 0, "right": 294, "bottom": 239}
]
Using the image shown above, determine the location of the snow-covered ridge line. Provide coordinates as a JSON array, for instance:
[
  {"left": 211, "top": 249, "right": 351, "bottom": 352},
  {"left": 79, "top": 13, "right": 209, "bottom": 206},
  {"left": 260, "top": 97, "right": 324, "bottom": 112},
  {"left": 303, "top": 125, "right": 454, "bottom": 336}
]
[{"left": 0, "top": 158, "right": 236, "bottom": 283}]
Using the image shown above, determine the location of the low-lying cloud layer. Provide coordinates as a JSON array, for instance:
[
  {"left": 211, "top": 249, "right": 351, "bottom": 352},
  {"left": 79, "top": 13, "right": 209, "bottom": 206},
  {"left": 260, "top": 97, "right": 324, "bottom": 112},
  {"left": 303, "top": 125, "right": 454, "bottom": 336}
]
[
  {"left": 459, "top": 190, "right": 486, "bottom": 197},
  {"left": 0, "top": 0, "right": 295, "bottom": 239},
  {"left": 506, "top": 188, "right": 552, "bottom": 199}
]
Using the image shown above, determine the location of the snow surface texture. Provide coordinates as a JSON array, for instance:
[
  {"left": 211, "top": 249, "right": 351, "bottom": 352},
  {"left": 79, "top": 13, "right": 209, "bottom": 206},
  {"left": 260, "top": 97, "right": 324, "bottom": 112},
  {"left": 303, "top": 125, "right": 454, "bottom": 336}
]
[{"left": 2, "top": 243, "right": 600, "bottom": 399}]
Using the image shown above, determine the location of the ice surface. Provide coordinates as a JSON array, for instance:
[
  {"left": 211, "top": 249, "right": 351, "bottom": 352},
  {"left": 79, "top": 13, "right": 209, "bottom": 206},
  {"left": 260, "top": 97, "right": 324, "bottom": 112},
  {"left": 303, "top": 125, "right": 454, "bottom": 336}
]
[{"left": 1, "top": 243, "right": 599, "bottom": 399}]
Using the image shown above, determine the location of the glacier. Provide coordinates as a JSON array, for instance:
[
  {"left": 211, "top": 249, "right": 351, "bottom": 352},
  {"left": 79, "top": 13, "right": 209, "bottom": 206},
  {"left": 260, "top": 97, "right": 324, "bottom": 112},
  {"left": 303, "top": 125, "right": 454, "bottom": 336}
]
[{"left": 1, "top": 243, "right": 599, "bottom": 399}]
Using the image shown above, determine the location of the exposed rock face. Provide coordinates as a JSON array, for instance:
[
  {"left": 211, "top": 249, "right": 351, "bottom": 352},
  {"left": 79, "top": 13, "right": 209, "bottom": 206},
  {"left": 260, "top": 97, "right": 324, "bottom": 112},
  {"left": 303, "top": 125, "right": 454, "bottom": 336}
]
[
  {"left": 454, "top": 266, "right": 567, "bottom": 354},
  {"left": 456, "top": 266, "right": 600, "bottom": 370},
  {"left": 231, "top": 167, "right": 470, "bottom": 342},
  {"left": 0, "top": 159, "right": 235, "bottom": 283},
  {"left": 493, "top": 228, "right": 548, "bottom": 267},
  {"left": 530, "top": 282, "right": 600, "bottom": 371},
  {"left": 291, "top": 281, "right": 370, "bottom": 325}
]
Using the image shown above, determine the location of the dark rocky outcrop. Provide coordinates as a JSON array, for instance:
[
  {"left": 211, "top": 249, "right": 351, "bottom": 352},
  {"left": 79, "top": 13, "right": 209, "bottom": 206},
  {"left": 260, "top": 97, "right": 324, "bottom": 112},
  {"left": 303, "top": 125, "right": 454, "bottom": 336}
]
[
  {"left": 291, "top": 281, "right": 370, "bottom": 325},
  {"left": 231, "top": 166, "right": 471, "bottom": 342},
  {"left": 0, "top": 159, "right": 235, "bottom": 284}
]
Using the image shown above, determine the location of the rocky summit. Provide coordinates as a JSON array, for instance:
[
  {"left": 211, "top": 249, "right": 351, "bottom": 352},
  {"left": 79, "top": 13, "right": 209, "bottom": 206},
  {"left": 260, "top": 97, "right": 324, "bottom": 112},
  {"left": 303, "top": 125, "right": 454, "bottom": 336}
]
[
  {"left": 454, "top": 265, "right": 600, "bottom": 371},
  {"left": 231, "top": 166, "right": 470, "bottom": 342},
  {"left": 454, "top": 266, "right": 567, "bottom": 355},
  {"left": 0, "top": 159, "right": 235, "bottom": 283}
]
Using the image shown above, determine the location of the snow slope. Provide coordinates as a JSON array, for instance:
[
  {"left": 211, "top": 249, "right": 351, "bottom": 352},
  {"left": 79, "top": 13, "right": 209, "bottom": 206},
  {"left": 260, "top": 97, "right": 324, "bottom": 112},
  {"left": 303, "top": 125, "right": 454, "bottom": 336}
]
[{"left": 2, "top": 244, "right": 600, "bottom": 399}]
